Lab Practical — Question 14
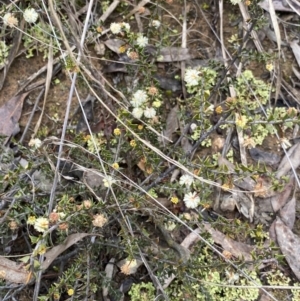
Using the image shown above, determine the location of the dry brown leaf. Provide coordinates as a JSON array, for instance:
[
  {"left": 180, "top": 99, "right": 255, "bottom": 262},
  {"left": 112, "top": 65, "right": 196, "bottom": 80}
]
[
  {"left": 275, "top": 217, "right": 300, "bottom": 281},
  {"left": 161, "top": 105, "right": 179, "bottom": 143},
  {"left": 42, "top": 233, "right": 90, "bottom": 270},
  {"left": 279, "top": 196, "right": 296, "bottom": 229},
  {"left": 0, "top": 92, "right": 29, "bottom": 136},
  {"left": 259, "top": 0, "right": 297, "bottom": 12},
  {"left": 0, "top": 256, "right": 30, "bottom": 284},
  {"left": 276, "top": 142, "right": 300, "bottom": 178},
  {"left": 270, "top": 177, "right": 294, "bottom": 212},
  {"left": 104, "top": 39, "right": 126, "bottom": 54},
  {"left": 290, "top": 40, "right": 300, "bottom": 69},
  {"left": 203, "top": 223, "right": 254, "bottom": 261},
  {"left": 157, "top": 47, "right": 195, "bottom": 62}
]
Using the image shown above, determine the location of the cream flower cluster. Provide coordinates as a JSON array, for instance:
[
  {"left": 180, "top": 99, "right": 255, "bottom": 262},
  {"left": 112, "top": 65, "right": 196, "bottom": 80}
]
[
  {"left": 110, "top": 22, "right": 130, "bottom": 34},
  {"left": 3, "top": 13, "right": 18, "bottom": 27},
  {"left": 130, "top": 89, "right": 157, "bottom": 119},
  {"left": 136, "top": 35, "right": 148, "bottom": 48},
  {"left": 185, "top": 68, "right": 200, "bottom": 86},
  {"left": 179, "top": 173, "right": 201, "bottom": 209},
  {"left": 150, "top": 20, "right": 161, "bottom": 29},
  {"left": 23, "top": 8, "right": 39, "bottom": 23}
]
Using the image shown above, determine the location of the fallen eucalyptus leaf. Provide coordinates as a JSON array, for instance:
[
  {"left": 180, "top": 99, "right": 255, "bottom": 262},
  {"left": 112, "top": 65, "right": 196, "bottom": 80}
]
[
  {"left": 42, "top": 233, "right": 90, "bottom": 270},
  {"left": 279, "top": 196, "right": 296, "bottom": 229},
  {"left": 203, "top": 223, "right": 254, "bottom": 261},
  {"left": 259, "top": 0, "right": 298, "bottom": 12},
  {"left": 161, "top": 105, "right": 179, "bottom": 143},
  {"left": 275, "top": 218, "right": 300, "bottom": 281},
  {"left": 276, "top": 142, "right": 300, "bottom": 178},
  {"left": 0, "top": 92, "right": 29, "bottom": 136},
  {"left": 104, "top": 39, "right": 126, "bottom": 54},
  {"left": 0, "top": 256, "right": 30, "bottom": 284},
  {"left": 157, "top": 47, "right": 196, "bottom": 62},
  {"left": 290, "top": 40, "right": 300, "bottom": 69},
  {"left": 249, "top": 147, "right": 281, "bottom": 166}
]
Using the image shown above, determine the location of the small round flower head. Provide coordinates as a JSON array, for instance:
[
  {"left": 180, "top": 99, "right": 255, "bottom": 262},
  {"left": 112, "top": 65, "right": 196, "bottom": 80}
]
[
  {"left": 114, "top": 128, "right": 121, "bottom": 136},
  {"left": 121, "top": 22, "right": 130, "bottom": 32},
  {"left": 103, "top": 175, "right": 116, "bottom": 188},
  {"left": 136, "top": 35, "right": 148, "bottom": 47},
  {"left": 3, "top": 13, "right": 18, "bottom": 27},
  {"left": 147, "top": 86, "right": 159, "bottom": 96},
  {"left": 150, "top": 20, "right": 161, "bottom": 28},
  {"left": 92, "top": 214, "right": 107, "bottom": 227},
  {"left": 132, "top": 107, "right": 144, "bottom": 119},
  {"left": 9, "top": 220, "right": 18, "bottom": 230},
  {"left": 120, "top": 259, "right": 138, "bottom": 275},
  {"left": 230, "top": 0, "right": 242, "bottom": 4},
  {"left": 131, "top": 90, "right": 148, "bottom": 107},
  {"left": 144, "top": 107, "right": 156, "bottom": 118},
  {"left": 23, "top": 8, "right": 39, "bottom": 23},
  {"left": 170, "top": 196, "right": 179, "bottom": 204},
  {"left": 112, "top": 162, "right": 119, "bottom": 170},
  {"left": 34, "top": 217, "right": 49, "bottom": 233},
  {"left": 235, "top": 114, "right": 248, "bottom": 129},
  {"left": 190, "top": 123, "right": 197, "bottom": 131},
  {"left": 183, "top": 192, "right": 200, "bottom": 209},
  {"left": 67, "top": 289, "right": 74, "bottom": 296},
  {"left": 127, "top": 50, "right": 139, "bottom": 60},
  {"left": 110, "top": 22, "right": 121, "bottom": 34},
  {"left": 179, "top": 174, "right": 194, "bottom": 187},
  {"left": 266, "top": 62, "right": 273, "bottom": 72},
  {"left": 152, "top": 100, "right": 161, "bottom": 108},
  {"left": 28, "top": 138, "right": 42, "bottom": 148},
  {"left": 27, "top": 216, "right": 36, "bottom": 225},
  {"left": 185, "top": 68, "right": 200, "bottom": 86}
]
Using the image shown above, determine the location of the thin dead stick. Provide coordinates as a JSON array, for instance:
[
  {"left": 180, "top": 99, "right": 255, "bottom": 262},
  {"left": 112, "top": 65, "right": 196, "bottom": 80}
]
[
  {"left": 19, "top": 88, "right": 45, "bottom": 144},
  {"left": 180, "top": 0, "right": 187, "bottom": 99},
  {"left": 99, "top": 0, "right": 121, "bottom": 22},
  {"left": 238, "top": 3, "right": 264, "bottom": 52},
  {"left": 125, "top": 0, "right": 150, "bottom": 19}
]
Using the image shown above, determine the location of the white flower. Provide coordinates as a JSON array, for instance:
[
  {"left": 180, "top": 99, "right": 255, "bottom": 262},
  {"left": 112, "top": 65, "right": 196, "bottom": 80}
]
[
  {"left": 121, "top": 22, "right": 130, "bottom": 32},
  {"left": 130, "top": 98, "right": 144, "bottom": 107},
  {"left": 3, "top": 13, "right": 18, "bottom": 27},
  {"left": 28, "top": 138, "right": 42, "bottom": 148},
  {"left": 103, "top": 175, "right": 116, "bottom": 188},
  {"left": 23, "top": 8, "right": 39, "bottom": 23},
  {"left": 34, "top": 217, "right": 49, "bottom": 233},
  {"left": 120, "top": 259, "right": 138, "bottom": 275},
  {"left": 144, "top": 107, "right": 156, "bottom": 118},
  {"left": 185, "top": 69, "right": 200, "bottom": 86},
  {"left": 230, "top": 0, "right": 242, "bottom": 4},
  {"left": 92, "top": 214, "right": 107, "bottom": 227},
  {"left": 136, "top": 35, "right": 148, "bottom": 47},
  {"left": 132, "top": 107, "right": 144, "bottom": 119},
  {"left": 190, "top": 123, "right": 197, "bottom": 131},
  {"left": 183, "top": 192, "right": 200, "bottom": 209},
  {"left": 110, "top": 22, "right": 121, "bottom": 34},
  {"left": 179, "top": 174, "right": 194, "bottom": 187},
  {"left": 150, "top": 20, "right": 161, "bottom": 28},
  {"left": 131, "top": 90, "right": 148, "bottom": 107}
]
